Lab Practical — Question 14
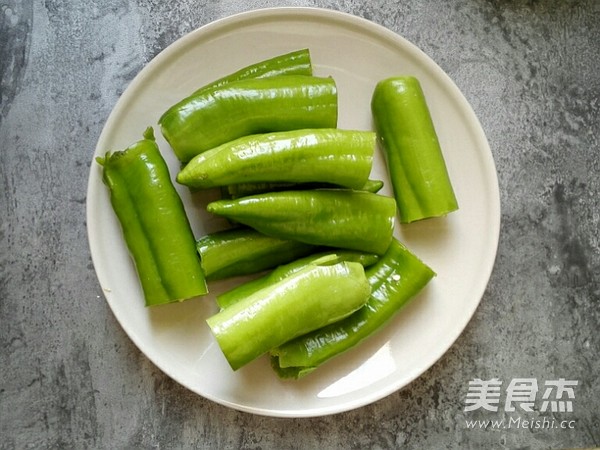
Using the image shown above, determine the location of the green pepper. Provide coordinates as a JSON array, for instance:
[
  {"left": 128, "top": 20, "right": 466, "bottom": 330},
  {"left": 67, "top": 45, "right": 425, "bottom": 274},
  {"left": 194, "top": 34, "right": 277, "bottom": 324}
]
[
  {"left": 223, "top": 181, "right": 297, "bottom": 199},
  {"left": 96, "top": 128, "right": 208, "bottom": 306},
  {"left": 223, "top": 178, "right": 384, "bottom": 199},
  {"left": 196, "top": 227, "right": 317, "bottom": 281},
  {"left": 190, "top": 48, "right": 312, "bottom": 97},
  {"left": 270, "top": 238, "right": 435, "bottom": 378},
  {"left": 177, "top": 129, "right": 375, "bottom": 190},
  {"left": 160, "top": 75, "right": 338, "bottom": 163},
  {"left": 206, "top": 261, "right": 371, "bottom": 371},
  {"left": 371, "top": 76, "right": 458, "bottom": 223},
  {"left": 216, "top": 250, "right": 380, "bottom": 309},
  {"left": 361, "top": 179, "right": 385, "bottom": 194},
  {"left": 206, "top": 189, "right": 396, "bottom": 255}
]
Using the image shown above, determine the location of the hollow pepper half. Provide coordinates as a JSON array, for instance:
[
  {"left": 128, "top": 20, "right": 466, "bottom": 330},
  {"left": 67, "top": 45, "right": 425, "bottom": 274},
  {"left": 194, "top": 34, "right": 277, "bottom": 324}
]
[
  {"left": 96, "top": 127, "right": 208, "bottom": 306},
  {"left": 206, "top": 189, "right": 396, "bottom": 255},
  {"left": 177, "top": 129, "right": 375, "bottom": 190},
  {"left": 160, "top": 75, "right": 338, "bottom": 163},
  {"left": 371, "top": 76, "right": 458, "bottom": 223},
  {"left": 206, "top": 260, "right": 371, "bottom": 371}
]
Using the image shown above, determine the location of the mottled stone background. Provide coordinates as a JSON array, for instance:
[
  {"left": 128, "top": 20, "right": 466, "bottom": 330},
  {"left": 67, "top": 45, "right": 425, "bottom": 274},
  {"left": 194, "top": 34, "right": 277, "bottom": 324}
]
[{"left": 1, "top": 0, "right": 598, "bottom": 448}]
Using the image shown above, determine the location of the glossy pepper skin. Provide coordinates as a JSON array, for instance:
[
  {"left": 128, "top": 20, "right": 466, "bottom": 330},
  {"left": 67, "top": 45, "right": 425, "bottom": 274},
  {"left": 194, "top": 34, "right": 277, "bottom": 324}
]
[
  {"left": 270, "top": 238, "right": 435, "bottom": 378},
  {"left": 177, "top": 129, "right": 375, "bottom": 190},
  {"left": 196, "top": 227, "right": 317, "bottom": 281},
  {"left": 206, "top": 261, "right": 371, "bottom": 371},
  {"left": 96, "top": 128, "right": 208, "bottom": 306},
  {"left": 206, "top": 189, "right": 396, "bottom": 255},
  {"left": 159, "top": 75, "right": 338, "bottom": 163},
  {"left": 190, "top": 48, "right": 312, "bottom": 97},
  {"left": 216, "top": 250, "right": 380, "bottom": 309},
  {"left": 371, "top": 76, "right": 458, "bottom": 223}
]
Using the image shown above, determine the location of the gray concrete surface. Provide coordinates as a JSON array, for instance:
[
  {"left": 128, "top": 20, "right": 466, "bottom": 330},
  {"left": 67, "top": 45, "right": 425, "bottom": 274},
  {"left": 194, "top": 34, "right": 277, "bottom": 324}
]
[{"left": 1, "top": 0, "right": 599, "bottom": 448}]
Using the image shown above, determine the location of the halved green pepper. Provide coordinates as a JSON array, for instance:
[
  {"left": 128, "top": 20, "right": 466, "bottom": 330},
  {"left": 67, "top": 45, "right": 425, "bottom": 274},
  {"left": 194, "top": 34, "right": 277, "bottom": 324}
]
[
  {"left": 96, "top": 128, "right": 208, "bottom": 306},
  {"left": 206, "top": 189, "right": 396, "bottom": 255},
  {"left": 196, "top": 227, "right": 317, "bottom": 281},
  {"left": 177, "top": 129, "right": 375, "bottom": 190},
  {"left": 271, "top": 238, "right": 435, "bottom": 378},
  {"left": 216, "top": 250, "right": 380, "bottom": 309},
  {"left": 190, "top": 48, "right": 312, "bottom": 97},
  {"left": 371, "top": 76, "right": 458, "bottom": 223},
  {"left": 207, "top": 261, "right": 371, "bottom": 371},
  {"left": 160, "top": 75, "right": 338, "bottom": 162}
]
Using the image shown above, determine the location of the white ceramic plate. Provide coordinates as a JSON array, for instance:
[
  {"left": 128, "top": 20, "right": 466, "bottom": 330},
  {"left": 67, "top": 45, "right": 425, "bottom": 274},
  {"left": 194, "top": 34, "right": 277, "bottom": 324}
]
[{"left": 87, "top": 7, "right": 500, "bottom": 417}]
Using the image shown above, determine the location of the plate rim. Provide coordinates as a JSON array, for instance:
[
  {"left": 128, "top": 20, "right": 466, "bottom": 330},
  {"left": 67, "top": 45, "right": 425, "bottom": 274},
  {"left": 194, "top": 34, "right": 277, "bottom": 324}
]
[{"left": 86, "top": 6, "right": 501, "bottom": 417}]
